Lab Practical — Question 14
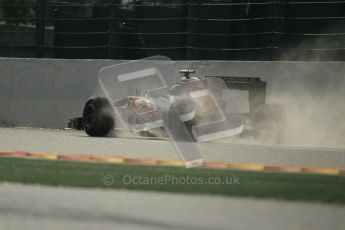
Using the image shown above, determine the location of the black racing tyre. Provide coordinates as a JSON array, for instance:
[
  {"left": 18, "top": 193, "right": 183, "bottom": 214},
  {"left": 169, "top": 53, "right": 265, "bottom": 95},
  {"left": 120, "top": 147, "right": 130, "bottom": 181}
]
[
  {"left": 174, "top": 97, "right": 197, "bottom": 141},
  {"left": 82, "top": 96, "right": 115, "bottom": 137},
  {"left": 184, "top": 118, "right": 197, "bottom": 142}
]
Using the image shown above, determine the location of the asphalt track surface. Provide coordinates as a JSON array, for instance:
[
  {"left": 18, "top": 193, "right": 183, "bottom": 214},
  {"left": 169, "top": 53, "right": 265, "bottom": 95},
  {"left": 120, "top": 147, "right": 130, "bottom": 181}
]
[
  {"left": 1, "top": 183, "right": 345, "bottom": 230},
  {"left": 1, "top": 127, "right": 345, "bottom": 230},
  {"left": 0, "top": 127, "right": 344, "bottom": 168}
]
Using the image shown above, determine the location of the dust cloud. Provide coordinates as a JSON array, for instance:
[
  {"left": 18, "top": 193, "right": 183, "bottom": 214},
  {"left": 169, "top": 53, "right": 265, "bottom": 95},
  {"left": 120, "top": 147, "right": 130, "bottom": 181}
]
[{"left": 266, "top": 28, "right": 345, "bottom": 148}]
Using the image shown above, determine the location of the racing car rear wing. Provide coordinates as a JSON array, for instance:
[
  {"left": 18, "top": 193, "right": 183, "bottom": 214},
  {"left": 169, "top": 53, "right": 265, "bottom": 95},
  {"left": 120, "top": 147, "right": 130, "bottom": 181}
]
[{"left": 207, "top": 76, "right": 267, "bottom": 113}]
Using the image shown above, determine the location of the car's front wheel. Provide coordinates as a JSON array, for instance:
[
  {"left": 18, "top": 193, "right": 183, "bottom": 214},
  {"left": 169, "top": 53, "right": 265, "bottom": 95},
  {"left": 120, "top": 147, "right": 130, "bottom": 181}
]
[{"left": 82, "top": 96, "right": 114, "bottom": 137}]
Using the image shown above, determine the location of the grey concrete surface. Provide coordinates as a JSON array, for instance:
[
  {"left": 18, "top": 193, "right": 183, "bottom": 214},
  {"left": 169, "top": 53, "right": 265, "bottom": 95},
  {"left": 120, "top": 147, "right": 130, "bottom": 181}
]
[
  {"left": 0, "top": 58, "right": 122, "bottom": 128},
  {"left": 0, "top": 127, "right": 344, "bottom": 168},
  {"left": 0, "top": 183, "right": 344, "bottom": 230}
]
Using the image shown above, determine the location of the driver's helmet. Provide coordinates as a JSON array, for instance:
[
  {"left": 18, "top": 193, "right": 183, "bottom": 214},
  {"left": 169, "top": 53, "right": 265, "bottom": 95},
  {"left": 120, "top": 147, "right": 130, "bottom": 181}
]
[{"left": 133, "top": 97, "right": 156, "bottom": 113}]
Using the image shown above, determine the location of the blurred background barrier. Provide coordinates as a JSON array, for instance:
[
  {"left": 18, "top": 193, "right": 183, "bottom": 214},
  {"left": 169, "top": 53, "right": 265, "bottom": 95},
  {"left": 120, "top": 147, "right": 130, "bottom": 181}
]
[
  {"left": 1, "top": 0, "right": 345, "bottom": 61},
  {"left": 1, "top": 57, "right": 345, "bottom": 134}
]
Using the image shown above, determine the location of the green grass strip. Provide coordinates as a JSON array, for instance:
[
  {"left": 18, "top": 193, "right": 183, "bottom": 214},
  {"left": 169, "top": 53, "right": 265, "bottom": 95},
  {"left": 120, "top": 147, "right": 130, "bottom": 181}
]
[{"left": 0, "top": 157, "right": 344, "bottom": 203}]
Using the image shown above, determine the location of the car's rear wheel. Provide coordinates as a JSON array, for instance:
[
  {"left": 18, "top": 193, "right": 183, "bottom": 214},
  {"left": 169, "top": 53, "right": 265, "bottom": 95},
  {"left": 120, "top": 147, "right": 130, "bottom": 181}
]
[{"left": 82, "top": 96, "right": 114, "bottom": 137}]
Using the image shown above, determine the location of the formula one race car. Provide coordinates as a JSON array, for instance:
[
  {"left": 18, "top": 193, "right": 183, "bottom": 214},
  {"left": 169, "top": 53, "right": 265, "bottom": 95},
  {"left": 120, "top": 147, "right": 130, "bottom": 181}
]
[
  {"left": 70, "top": 57, "right": 285, "bottom": 144},
  {"left": 81, "top": 67, "right": 245, "bottom": 142}
]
